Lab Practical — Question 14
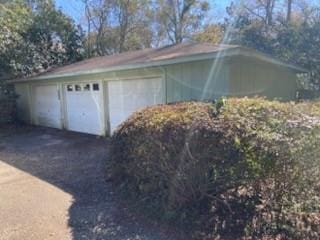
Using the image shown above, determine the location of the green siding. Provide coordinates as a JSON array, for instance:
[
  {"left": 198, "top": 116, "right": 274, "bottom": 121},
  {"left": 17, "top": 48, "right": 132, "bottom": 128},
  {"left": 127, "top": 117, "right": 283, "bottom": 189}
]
[
  {"left": 229, "top": 57, "right": 298, "bottom": 101},
  {"left": 15, "top": 83, "right": 31, "bottom": 123},
  {"left": 165, "top": 59, "right": 230, "bottom": 102}
]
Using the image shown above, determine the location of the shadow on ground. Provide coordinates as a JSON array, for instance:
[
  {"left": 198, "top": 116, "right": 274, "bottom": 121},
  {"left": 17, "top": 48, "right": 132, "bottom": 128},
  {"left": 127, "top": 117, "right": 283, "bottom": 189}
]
[{"left": 0, "top": 126, "right": 185, "bottom": 240}]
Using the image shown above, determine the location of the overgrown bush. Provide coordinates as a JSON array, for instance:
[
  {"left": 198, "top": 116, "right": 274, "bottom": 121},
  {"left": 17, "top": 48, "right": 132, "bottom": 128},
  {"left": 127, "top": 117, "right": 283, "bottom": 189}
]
[{"left": 108, "top": 98, "right": 320, "bottom": 239}]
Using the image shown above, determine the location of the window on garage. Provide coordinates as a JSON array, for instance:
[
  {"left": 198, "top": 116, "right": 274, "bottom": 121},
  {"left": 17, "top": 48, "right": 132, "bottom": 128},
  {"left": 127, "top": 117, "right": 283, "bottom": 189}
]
[
  {"left": 83, "top": 84, "right": 90, "bottom": 91},
  {"left": 67, "top": 85, "right": 73, "bottom": 91},
  {"left": 93, "top": 83, "right": 99, "bottom": 91},
  {"left": 75, "top": 84, "right": 82, "bottom": 91}
]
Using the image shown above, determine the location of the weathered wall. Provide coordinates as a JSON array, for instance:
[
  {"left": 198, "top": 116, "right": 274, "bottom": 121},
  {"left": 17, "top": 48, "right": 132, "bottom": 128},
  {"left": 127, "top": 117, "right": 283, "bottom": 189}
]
[
  {"left": 15, "top": 83, "right": 31, "bottom": 123},
  {"left": 228, "top": 56, "right": 298, "bottom": 101},
  {"left": 0, "top": 99, "right": 16, "bottom": 124},
  {"left": 165, "top": 59, "right": 230, "bottom": 102},
  {"left": 0, "top": 84, "right": 16, "bottom": 124}
]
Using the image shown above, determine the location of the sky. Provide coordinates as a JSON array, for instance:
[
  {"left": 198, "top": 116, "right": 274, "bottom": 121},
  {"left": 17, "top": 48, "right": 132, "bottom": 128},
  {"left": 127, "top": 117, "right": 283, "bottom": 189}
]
[{"left": 54, "top": 0, "right": 232, "bottom": 25}]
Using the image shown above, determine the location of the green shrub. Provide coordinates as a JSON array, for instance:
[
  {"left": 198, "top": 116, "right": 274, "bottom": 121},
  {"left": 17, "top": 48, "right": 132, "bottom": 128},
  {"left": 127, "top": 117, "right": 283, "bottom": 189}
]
[{"left": 108, "top": 98, "right": 320, "bottom": 239}]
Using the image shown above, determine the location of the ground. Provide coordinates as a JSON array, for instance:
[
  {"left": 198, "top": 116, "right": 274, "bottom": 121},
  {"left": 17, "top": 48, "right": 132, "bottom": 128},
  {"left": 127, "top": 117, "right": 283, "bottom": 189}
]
[{"left": 0, "top": 126, "right": 185, "bottom": 240}]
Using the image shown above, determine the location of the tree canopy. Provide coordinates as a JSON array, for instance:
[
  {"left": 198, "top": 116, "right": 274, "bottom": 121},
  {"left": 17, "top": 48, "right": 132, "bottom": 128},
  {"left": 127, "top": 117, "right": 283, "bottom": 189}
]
[
  {"left": 0, "top": 0, "right": 84, "bottom": 78},
  {"left": 83, "top": 0, "right": 153, "bottom": 57},
  {"left": 82, "top": 0, "right": 209, "bottom": 56},
  {"left": 224, "top": 0, "right": 320, "bottom": 89},
  {"left": 154, "top": 0, "right": 210, "bottom": 44}
]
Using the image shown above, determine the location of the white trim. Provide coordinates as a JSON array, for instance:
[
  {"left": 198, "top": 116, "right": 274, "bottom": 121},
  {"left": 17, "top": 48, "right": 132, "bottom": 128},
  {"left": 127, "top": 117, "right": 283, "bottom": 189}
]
[
  {"left": 58, "top": 83, "right": 65, "bottom": 129},
  {"left": 61, "top": 83, "right": 68, "bottom": 129},
  {"left": 103, "top": 80, "right": 111, "bottom": 136},
  {"left": 98, "top": 79, "right": 106, "bottom": 136}
]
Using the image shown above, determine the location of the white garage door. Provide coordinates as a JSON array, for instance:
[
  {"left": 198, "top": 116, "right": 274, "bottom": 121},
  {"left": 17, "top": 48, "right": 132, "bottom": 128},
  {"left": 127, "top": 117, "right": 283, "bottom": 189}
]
[
  {"left": 33, "top": 85, "right": 61, "bottom": 129},
  {"left": 108, "top": 78, "right": 164, "bottom": 133},
  {"left": 64, "top": 82, "right": 103, "bottom": 135}
]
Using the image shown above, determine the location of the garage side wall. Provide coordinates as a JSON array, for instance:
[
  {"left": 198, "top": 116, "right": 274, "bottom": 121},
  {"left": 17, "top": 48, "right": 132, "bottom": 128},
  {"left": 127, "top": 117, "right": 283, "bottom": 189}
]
[
  {"left": 15, "top": 83, "right": 31, "bottom": 123},
  {"left": 229, "top": 57, "right": 298, "bottom": 101},
  {"left": 165, "top": 59, "right": 230, "bottom": 102}
]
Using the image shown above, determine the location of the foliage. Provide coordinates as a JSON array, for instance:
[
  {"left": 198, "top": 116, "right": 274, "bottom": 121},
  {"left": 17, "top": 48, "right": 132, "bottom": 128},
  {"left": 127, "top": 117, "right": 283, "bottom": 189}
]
[
  {"left": 192, "top": 24, "right": 224, "bottom": 44},
  {"left": 83, "top": 0, "right": 154, "bottom": 56},
  {"left": 225, "top": 1, "right": 320, "bottom": 90},
  {"left": 0, "top": 0, "right": 84, "bottom": 78},
  {"left": 108, "top": 98, "right": 320, "bottom": 239},
  {"left": 82, "top": 0, "right": 210, "bottom": 55},
  {"left": 0, "top": 0, "right": 32, "bottom": 77},
  {"left": 154, "top": 0, "right": 210, "bottom": 44}
]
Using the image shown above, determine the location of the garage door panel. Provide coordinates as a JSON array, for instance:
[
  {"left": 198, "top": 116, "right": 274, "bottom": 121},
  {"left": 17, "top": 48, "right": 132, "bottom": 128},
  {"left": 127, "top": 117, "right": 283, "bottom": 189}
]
[
  {"left": 33, "top": 85, "right": 61, "bottom": 129},
  {"left": 108, "top": 78, "right": 164, "bottom": 133},
  {"left": 109, "top": 89, "right": 163, "bottom": 110},
  {"left": 36, "top": 113, "right": 60, "bottom": 128},
  {"left": 110, "top": 79, "right": 162, "bottom": 91},
  {"left": 65, "top": 83, "right": 103, "bottom": 135}
]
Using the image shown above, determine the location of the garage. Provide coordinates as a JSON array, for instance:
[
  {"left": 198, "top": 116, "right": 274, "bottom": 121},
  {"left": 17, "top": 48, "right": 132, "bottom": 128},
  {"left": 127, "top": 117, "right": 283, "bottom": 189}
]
[
  {"left": 14, "top": 43, "right": 306, "bottom": 136},
  {"left": 64, "top": 82, "right": 104, "bottom": 135},
  {"left": 108, "top": 78, "right": 165, "bottom": 133},
  {"left": 33, "top": 84, "right": 61, "bottom": 129}
]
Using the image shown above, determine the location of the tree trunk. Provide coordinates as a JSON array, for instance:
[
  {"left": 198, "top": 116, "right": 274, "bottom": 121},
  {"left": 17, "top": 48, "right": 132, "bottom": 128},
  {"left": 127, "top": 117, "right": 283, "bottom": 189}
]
[
  {"left": 265, "top": 0, "right": 275, "bottom": 26},
  {"left": 84, "top": 0, "right": 92, "bottom": 58},
  {"left": 287, "top": 0, "right": 293, "bottom": 23}
]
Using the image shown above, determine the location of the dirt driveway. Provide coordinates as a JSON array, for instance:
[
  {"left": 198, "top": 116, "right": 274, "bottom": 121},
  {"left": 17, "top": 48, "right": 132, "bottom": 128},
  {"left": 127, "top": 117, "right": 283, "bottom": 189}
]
[{"left": 0, "top": 126, "right": 184, "bottom": 240}]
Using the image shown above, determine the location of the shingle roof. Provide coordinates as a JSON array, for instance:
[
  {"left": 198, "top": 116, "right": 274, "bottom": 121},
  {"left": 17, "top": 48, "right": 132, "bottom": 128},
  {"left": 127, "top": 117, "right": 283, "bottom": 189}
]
[
  {"left": 13, "top": 42, "right": 307, "bottom": 82},
  {"left": 27, "top": 43, "right": 238, "bottom": 78}
]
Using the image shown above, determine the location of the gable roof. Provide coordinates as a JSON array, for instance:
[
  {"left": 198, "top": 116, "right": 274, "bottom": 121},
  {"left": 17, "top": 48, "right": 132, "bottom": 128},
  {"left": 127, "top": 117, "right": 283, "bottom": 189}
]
[{"left": 12, "top": 42, "right": 307, "bottom": 83}]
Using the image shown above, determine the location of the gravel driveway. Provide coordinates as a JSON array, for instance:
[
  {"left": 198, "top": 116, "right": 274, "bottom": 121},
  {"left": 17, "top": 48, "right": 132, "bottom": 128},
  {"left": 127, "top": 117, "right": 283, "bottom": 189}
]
[{"left": 0, "top": 126, "right": 185, "bottom": 240}]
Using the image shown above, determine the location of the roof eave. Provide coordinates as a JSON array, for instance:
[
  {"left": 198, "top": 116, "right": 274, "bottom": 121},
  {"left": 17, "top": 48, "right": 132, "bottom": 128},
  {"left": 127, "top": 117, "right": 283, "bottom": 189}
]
[
  {"left": 238, "top": 47, "right": 308, "bottom": 73},
  {"left": 11, "top": 47, "right": 308, "bottom": 83},
  {"left": 11, "top": 49, "right": 239, "bottom": 83}
]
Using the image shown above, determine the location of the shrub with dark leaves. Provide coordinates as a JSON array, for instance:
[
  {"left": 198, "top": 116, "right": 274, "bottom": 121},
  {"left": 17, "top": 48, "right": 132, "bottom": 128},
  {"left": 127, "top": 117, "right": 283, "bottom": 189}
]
[{"left": 108, "top": 98, "right": 320, "bottom": 240}]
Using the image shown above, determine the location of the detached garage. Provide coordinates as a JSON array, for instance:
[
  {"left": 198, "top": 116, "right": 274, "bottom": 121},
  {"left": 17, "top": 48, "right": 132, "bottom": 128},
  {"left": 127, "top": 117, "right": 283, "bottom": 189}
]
[{"left": 13, "top": 43, "right": 307, "bottom": 136}]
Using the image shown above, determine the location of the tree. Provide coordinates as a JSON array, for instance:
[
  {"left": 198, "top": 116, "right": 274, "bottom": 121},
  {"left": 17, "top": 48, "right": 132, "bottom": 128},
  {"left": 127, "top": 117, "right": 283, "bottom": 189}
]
[
  {"left": 82, "top": 0, "right": 111, "bottom": 56},
  {"left": 192, "top": 24, "right": 224, "bottom": 44},
  {"left": 287, "top": 0, "right": 293, "bottom": 23},
  {"left": 155, "top": 0, "right": 210, "bottom": 44},
  {"left": 29, "top": 0, "right": 84, "bottom": 65},
  {"left": 0, "top": 0, "right": 32, "bottom": 77},
  {"left": 274, "top": 16, "right": 320, "bottom": 89},
  {"left": 0, "top": 0, "right": 84, "bottom": 78},
  {"left": 230, "top": 0, "right": 276, "bottom": 27},
  {"left": 82, "top": 0, "right": 153, "bottom": 56},
  {"left": 224, "top": 0, "right": 320, "bottom": 89}
]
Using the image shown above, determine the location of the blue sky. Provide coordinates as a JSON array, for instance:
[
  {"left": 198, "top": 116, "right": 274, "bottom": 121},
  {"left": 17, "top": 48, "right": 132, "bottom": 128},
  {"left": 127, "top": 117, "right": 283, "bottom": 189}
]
[{"left": 55, "top": 0, "right": 232, "bottom": 24}]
